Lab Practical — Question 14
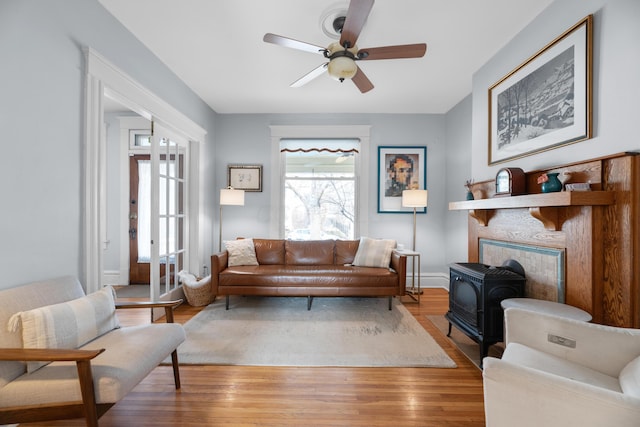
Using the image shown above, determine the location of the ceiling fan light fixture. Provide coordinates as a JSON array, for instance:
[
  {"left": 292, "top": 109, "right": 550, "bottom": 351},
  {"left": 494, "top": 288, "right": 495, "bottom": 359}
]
[{"left": 327, "top": 55, "right": 357, "bottom": 81}]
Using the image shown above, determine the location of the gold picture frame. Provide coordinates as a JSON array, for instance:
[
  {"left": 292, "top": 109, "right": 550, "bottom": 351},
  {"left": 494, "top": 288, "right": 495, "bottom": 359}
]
[{"left": 488, "top": 15, "right": 593, "bottom": 165}]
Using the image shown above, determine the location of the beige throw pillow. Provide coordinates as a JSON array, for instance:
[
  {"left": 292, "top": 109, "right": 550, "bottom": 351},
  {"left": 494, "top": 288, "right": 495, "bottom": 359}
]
[
  {"left": 225, "top": 238, "right": 259, "bottom": 266},
  {"left": 8, "top": 286, "right": 120, "bottom": 373},
  {"left": 352, "top": 237, "right": 396, "bottom": 268}
]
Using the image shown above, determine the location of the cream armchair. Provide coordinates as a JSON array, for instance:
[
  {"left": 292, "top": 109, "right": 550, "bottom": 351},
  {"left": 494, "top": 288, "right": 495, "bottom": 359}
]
[
  {"left": 0, "top": 276, "right": 186, "bottom": 427},
  {"left": 483, "top": 308, "right": 640, "bottom": 427}
]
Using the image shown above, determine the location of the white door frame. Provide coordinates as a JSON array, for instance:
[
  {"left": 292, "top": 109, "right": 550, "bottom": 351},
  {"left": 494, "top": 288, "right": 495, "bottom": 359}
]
[{"left": 83, "top": 48, "right": 205, "bottom": 294}]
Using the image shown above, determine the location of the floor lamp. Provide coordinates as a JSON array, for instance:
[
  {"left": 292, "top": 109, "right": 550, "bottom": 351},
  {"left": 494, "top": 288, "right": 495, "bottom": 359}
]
[
  {"left": 402, "top": 189, "right": 428, "bottom": 294},
  {"left": 219, "top": 187, "right": 245, "bottom": 251}
]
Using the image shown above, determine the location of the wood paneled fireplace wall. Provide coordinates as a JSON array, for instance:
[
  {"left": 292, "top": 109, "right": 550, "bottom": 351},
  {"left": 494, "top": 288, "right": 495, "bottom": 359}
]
[{"left": 449, "top": 152, "right": 640, "bottom": 328}]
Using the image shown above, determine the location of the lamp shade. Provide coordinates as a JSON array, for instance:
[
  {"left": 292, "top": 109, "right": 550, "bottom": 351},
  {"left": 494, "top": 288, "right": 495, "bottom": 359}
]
[
  {"left": 220, "top": 187, "right": 245, "bottom": 206},
  {"left": 402, "top": 189, "right": 428, "bottom": 208}
]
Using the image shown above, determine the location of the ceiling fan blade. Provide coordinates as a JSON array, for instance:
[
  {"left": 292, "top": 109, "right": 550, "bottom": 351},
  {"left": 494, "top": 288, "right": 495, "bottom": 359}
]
[
  {"left": 351, "top": 66, "right": 374, "bottom": 93},
  {"left": 290, "top": 63, "right": 328, "bottom": 88},
  {"left": 263, "top": 33, "right": 326, "bottom": 55},
  {"left": 358, "top": 43, "right": 427, "bottom": 60},
  {"left": 340, "top": 0, "right": 374, "bottom": 48}
]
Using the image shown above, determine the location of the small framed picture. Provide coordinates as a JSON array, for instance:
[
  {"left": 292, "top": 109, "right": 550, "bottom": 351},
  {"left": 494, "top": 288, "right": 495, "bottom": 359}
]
[
  {"left": 377, "top": 146, "right": 427, "bottom": 213},
  {"left": 227, "top": 164, "right": 262, "bottom": 192}
]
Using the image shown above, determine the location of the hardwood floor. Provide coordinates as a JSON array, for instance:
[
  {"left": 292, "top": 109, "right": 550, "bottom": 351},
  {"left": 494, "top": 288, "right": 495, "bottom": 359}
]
[{"left": 24, "top": 289, "right": 485, "bottom": 426}]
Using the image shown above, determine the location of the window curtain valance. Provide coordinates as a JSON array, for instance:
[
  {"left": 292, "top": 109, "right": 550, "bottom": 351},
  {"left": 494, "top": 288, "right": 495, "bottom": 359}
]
[{"left": 280, "top": 138, "right": 359, "bottom": 154}]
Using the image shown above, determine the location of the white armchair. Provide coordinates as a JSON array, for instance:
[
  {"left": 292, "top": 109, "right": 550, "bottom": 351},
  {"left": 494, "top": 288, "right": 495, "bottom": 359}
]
[{"left": 483, "top": 308, "right": 640, "bottom": 427}]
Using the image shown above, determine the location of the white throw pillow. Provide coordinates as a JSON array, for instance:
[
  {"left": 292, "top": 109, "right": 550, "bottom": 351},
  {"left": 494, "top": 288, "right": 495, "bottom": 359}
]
[
  {"left": 8, "top": 286, "right": 120, "bottom": 373},
  {"left": 352, "top": 237, "right": 396, "bottom": 268},
  {"left": 619, "top": 355, "right": 640, "bottom": 398},
  {"left": 225, "top": 238, "right": 259, "bottom": 266}
]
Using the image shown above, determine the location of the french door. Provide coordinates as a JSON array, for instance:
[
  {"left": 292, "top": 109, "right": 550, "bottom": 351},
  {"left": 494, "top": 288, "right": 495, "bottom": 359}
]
[{"left": 149, "top": 121, "right": 189, "bottom": 304}]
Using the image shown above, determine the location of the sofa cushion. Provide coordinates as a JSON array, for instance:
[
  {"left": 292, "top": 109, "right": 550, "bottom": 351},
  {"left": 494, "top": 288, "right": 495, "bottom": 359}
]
[
  {"left": 0, "top": 276, "right": 86, "bottom": 389},
  {"left": 285, "top": 240, "right": 335, "bottom": 265},
  {"left": 336, "top": 239, "right": 359, "bottom": 265},
  {"left": 8, "top": 286, "right": 120, "bottom": 373},
  {"left": 225, "top": 238, "right": 259, "bottom": 266},
  {"left": 0, "top": 323, "right": 185, "bottom": 407},
  {"left": 254, "top": 239, "right": 286, "bottom": 264},
  {"left": 620, "top": 355, "right": 640, "bottom": 397},
  {"left": 352, "top": 237, "right": 396, "bottom": 268},
  {"left": 219, "top": 265, "right": 399, "bottom": 289}
]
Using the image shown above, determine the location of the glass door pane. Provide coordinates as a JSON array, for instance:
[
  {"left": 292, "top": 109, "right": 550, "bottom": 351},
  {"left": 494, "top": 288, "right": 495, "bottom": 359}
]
[{"left": 150, "top": 122, "right": 189, "bottom": 308}]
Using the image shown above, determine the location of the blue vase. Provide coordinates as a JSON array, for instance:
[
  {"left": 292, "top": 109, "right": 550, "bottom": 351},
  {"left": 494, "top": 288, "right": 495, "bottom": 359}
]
[
  {"left": 541, "top": 173, "right": 562, "bottom": 193},
  {"left": 466, "top": 191, "right": 474, "bottom": 200}
]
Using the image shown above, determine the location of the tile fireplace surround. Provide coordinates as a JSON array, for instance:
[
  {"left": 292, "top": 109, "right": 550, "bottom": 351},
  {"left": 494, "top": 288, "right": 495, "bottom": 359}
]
[
  {"left": 449, "top": 152, "right": 640, "bottom": 328},
  {"left": 479, "top": 239, "right": 565, "bottom": 303}
]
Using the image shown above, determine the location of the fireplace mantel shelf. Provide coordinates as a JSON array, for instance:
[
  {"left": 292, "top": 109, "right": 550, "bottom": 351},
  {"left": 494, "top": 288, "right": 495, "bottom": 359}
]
[{"left": 448, "top": 191, "right": 615, "bottom": 231}]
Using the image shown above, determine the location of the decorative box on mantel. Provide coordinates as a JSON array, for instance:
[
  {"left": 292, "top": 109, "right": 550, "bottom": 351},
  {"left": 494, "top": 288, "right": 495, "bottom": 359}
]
[{"left": 448, "top": 152, "right": 640, "bottom": 328}]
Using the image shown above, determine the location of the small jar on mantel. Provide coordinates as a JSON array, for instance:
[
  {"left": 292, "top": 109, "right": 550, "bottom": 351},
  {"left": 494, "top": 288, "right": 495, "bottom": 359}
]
[{"left": 539, "top": 172, "right": 563, "bottom": 193}]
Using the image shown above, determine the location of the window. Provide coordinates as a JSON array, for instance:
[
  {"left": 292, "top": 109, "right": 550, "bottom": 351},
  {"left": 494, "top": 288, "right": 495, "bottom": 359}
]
[
  {"left": 282, "top": 139, "right": 358, "bottom": 240},
  {"left": 269, "top": 125, "right": 371, "bottom": 239}
]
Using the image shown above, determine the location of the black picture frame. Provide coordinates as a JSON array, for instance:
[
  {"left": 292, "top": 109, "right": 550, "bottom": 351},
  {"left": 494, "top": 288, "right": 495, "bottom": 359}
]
[{"left": 227, "top": 164, "right": 262, "bottom": 192}]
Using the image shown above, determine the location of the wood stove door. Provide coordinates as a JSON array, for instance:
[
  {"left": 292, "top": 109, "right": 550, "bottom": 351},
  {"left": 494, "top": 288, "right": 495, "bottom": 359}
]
[{"left": 449, "top": 273, "right": 481, "bottom": 331}]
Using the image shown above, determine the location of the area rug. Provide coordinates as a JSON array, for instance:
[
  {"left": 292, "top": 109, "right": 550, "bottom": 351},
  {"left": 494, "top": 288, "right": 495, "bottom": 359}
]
[
  {"left": 427, "top": 314, "right": 503, "bottom": 369},
  {"left": 170, "top": 296, "right": 456, "bottom": 368}
]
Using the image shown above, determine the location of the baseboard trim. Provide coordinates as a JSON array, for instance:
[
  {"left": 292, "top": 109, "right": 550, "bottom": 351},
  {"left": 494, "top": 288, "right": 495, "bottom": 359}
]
[
  {"left": 408, "top": 272, "right": 449, "bottom": 291},
  {"left": 103, "top": 270, "right": 123, "bottom": 286}
]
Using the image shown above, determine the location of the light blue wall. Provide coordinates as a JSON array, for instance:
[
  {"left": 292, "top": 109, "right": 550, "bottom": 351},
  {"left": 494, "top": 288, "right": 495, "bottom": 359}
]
[
  {"left": 0, "top": 0, "right": 217, "bottom": 289},
  {"left": 472, "top": 0, "right": 640, "bottom": 180},
  {"left": 445, "top": 95, "right": 473, "bottom": 266},
  {"left": 214, "top": 114, "right": 450, "bottom": 275}
]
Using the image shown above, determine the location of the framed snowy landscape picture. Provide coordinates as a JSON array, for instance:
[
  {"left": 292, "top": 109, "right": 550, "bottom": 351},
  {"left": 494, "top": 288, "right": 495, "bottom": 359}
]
[{"left": 488, "top": 15, "right": 593, "bottom": 165}]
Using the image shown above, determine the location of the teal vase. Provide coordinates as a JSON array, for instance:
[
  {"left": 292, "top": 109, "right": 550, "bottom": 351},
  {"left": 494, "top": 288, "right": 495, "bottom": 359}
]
[
  {"left": 466, "top": 191, "right": 474, "bottom": 200},
  {"left": 541, "top": 173, "right": 562, "bottom": 193}
]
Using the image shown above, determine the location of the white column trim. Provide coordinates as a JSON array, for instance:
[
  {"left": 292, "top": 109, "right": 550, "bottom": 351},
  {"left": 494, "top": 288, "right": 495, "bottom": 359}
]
[{"left": 84, "top": 47, "right": 206, "bottom": 293}]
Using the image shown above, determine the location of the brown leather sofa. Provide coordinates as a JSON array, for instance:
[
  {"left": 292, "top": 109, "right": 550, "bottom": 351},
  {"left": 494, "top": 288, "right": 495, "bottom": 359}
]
[{"left": 211, "top": 239, "right": 407, "bottom": 310}]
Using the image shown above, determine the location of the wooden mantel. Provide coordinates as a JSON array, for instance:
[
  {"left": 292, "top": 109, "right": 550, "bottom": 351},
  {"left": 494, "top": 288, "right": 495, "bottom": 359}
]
[
  {"left": 450, "top": 153, "right": 640, "bottom": 328},
  {"left": 449, "top": 191, "right": 615, "bottom": 231}
]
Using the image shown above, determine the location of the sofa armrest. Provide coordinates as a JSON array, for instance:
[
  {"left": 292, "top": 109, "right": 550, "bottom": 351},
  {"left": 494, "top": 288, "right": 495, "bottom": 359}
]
[
  {"left": 390, "top": 252, "right": 407, "bottom": 293},
  {"left": 0, "top": 347, "right": 104, "bottom": 362},
  {"left": 505, "top": 308, "right": 640, "bottom": 377},
  {"left": 115, "top": 299, "right": 183, "bottom": 323},
  {"left": 483, "top": 356, "right": 640, "bottom": 427},
  {"left": 210, "top": 251, "right": 228, "bottom": 295}
]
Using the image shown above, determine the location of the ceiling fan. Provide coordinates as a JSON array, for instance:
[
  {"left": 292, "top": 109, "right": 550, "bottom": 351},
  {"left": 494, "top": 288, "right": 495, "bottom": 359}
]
[{"left": 263, "top": 0, "right": 427, "bottom": 93}]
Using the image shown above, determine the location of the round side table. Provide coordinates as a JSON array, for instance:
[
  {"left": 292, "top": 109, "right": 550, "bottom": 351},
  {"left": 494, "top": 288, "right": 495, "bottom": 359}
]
[{"left": 501, "top": 298, "right": 592, "bottom": 322}]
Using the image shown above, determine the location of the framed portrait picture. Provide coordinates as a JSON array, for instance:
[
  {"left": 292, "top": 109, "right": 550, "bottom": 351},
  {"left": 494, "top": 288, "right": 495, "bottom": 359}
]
[
  {"left": 377, "top": 146, "right": 427, "bottom": 213},
  {"left": 488, "top": 15, "right": 593, "bottom": 165},
  {"left": 227, "top": 164, "right": 262, "bottom": 192}
]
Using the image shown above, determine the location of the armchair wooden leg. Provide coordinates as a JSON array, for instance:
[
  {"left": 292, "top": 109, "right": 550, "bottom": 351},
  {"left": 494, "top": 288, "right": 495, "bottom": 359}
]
[
  {"left": 171, "top": 349, "right": 181, "bottom": 389},
  {"left": 76, "top": 359, "right": 99, "bottom": 427}
]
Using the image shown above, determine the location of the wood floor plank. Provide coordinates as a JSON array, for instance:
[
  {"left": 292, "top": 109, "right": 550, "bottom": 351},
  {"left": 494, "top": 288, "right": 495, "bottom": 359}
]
[{"left": 23, "top": 288, "right": 485, "bottom": 426}]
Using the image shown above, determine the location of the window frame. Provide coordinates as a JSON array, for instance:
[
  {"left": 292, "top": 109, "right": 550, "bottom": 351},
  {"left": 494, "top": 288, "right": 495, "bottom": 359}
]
[{"left": 269, "top": 125, "right": 371, "bottom": 238}]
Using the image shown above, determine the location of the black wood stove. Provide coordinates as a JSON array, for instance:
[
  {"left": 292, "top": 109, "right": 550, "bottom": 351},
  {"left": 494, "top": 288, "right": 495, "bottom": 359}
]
[{"left": 446, "top": 261, "right": 526, "bottom": 365}]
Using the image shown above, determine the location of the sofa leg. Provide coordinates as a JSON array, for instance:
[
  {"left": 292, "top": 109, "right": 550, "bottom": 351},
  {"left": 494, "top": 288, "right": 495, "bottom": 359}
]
[
  {"left": 226, "top": 295, "right": 230, "bottom": 310},
  {"left": 388, "top": 296, "right": 392, "bottom": 310},
  {"left": 307, "top": 296, "right": 313, "bottom": 310},
  {"left": 171, "top": 349, "right": 181, "bottom": 389}
]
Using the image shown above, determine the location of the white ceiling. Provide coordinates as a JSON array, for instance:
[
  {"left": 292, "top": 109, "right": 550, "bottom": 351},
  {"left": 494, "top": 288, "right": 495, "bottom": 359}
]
[{"left": 99, "top": 0, "right": 553, "bottom": 114}]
